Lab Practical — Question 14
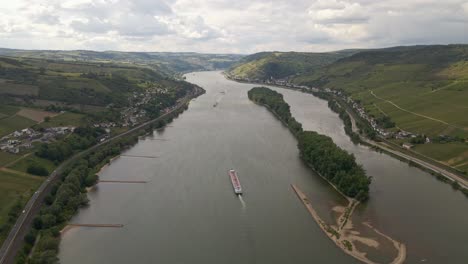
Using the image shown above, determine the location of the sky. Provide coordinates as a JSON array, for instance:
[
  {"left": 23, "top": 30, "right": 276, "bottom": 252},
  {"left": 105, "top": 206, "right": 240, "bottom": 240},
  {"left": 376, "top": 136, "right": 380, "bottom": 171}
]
[{"left": 0, "top": 0, "right": 467, "bottom": 54}]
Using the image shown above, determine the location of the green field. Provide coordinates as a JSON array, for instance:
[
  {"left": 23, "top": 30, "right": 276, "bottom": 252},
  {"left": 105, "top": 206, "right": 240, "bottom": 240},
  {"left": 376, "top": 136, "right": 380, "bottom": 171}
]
[
  {"left": 0, "top": 151, "right": 20, "bottom": 167},
  {"left": 0, "top": 105, "right": 20, "bottom": 118},
  {"left": 0, "top": 115, "right": 36, "bottom": 137},
  {"left": 0, "top": 82, "right": 38, "bottom": 96},
  {"left": 36, "top": 112, "right": 85, "bottom": 128},
  {"left": 0, "top": 170, "right": 43, "bottom": 244},
  {"left": 351, "top": 79, "right": 468, "bottom": 138},
  {"left": 414, "top": 142, "right": 468, "bottom": 170},
  {"left": 8, "top": 154, "right": 57, "bottom": 175},
  {"left": 292, "top": 46, "right": 468, "bottom": 139}
]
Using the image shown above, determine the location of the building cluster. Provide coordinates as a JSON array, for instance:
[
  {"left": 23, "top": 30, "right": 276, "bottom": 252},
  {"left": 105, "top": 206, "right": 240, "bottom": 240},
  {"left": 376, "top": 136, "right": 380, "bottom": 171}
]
[
  {"left": 120, "top": 88, "right": 169, "bottom": 127},
  {"left": 229, "top": 75, "right": 315, "bottom": 91},
  {"left": 0, "top": 127, "right": 75, "bottom": 154},
  {"left": 0, "top": 85, "right": 181, "bottom": 155},
  {"left": 229, "top": 74, "right": 427, "bottom": 148}
]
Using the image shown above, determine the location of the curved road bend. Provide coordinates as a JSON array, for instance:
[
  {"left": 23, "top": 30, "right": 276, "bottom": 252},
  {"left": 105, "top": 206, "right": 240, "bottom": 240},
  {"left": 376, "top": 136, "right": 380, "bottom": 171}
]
[{"left": 0, "top": 88, "right": 202, "bottom": 264}]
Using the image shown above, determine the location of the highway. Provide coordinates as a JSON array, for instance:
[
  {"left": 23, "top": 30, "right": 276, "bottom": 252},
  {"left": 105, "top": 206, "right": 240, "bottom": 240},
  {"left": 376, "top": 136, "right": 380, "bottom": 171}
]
[{"left": 0, "top": 87, "right": 203, "bottom": 264}]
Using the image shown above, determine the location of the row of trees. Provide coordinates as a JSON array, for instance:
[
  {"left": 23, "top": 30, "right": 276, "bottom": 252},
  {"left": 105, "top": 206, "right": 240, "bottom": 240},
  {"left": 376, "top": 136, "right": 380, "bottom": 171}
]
[
  {"left": 248, "top": 87, "right": 303, "bottom": 135},
  {"left": 248, "top": 87, "right": 371, "bottom": 201},
  {"left": 16, "top": 93, "right": 195, "bottom": 264},
  {"left": 310, "top": 91, "right": 377, "bottom": 140},
  {"left": 17, "top": 134, "right": 140, "bottom": 264},
  {"left": 327, "top": 99, "right": 361, "bottom": 143}
]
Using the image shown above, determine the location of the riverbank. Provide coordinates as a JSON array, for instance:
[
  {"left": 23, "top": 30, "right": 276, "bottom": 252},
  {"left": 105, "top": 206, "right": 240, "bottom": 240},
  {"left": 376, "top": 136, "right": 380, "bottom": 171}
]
[
  {"left": 248, "top": 87, "right": 370, "bottom": 201},
  {"left": 55, "top": 71, "right": 468, "bottom": 264},
  {"left": 2, "top": 87, "right": 205, "bottom": 264},
  {"left": 228, "top": 75, "right": 468, "bottom": 193},
  {"left": 248, "top": 85, "right": 408, "bottom": 263},
  {"left": 292, "top": 184, "right": 406, "bottom": 264}
]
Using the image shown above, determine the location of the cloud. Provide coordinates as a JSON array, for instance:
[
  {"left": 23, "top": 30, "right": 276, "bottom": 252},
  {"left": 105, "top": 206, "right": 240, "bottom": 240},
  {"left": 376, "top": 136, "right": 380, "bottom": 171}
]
[
  {"left": 0, "top": 0, "right": 466, "bottom": 53},
  {"left": 70, "top": 18, "right": 112, "bottom": 34},
  {"left": 308, "top": 1, "right": 370, "bottom": 24}
]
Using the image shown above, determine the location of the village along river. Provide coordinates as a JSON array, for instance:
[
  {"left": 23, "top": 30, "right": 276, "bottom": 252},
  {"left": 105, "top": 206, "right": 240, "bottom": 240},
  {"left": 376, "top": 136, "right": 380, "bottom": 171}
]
[{"left": 59, "top": 71, "right": 468, "bottom": 264}]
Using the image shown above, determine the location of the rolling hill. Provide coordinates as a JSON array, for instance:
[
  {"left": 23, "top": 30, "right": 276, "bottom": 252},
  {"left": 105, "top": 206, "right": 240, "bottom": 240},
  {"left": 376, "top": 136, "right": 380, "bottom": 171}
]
[
  {"left": 0, "top": 48, "right": 243, "bottom": 76},
  {"left": 0, "top": 56, "right": 192, "bottom": 108},
  {"left": 230, "top": 45, "right": 468, "bottom": 173},
  {"left": 227, "top": 50, "right": 358, "bottom": 80},
  {"left": 293, "top": 45, "right": 468, "bottom": 137}
]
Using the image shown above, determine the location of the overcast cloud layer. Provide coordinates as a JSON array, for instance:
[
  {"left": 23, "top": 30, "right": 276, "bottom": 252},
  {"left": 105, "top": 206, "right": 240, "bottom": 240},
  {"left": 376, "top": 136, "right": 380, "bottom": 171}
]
[{"left": 0, "top": 0, "right": 467, "bottom": 53}]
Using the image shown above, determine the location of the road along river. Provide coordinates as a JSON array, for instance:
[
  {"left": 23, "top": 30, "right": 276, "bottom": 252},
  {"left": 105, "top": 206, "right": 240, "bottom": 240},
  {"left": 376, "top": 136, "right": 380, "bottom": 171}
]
[{"left": 59, "top": 71, "right": 468, "bottom": 264}]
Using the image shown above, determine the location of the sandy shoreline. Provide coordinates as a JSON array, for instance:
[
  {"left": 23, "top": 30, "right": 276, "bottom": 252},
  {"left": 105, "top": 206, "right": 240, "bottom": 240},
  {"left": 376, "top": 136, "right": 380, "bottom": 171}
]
[
  {"left": 97, "top": 155, "right": 120, "bottom": 175},
  {"left": 291, "top": 184, "right": 406, "bottom": 264}
]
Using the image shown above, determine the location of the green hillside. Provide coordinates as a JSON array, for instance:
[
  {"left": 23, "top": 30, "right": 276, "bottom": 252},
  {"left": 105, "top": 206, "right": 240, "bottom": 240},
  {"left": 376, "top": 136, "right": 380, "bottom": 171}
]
[
  {"left": 293, "top": 45, "right": 468, "bottom": 136},
  {"left": 0, "top": 56, "right": 188, "bottom": 107},
  {"left": 229, "top": 45, "right": 468, "bottom": 173},
  {"left": 0, "top": 48, "right": 243, "bottom": 75},
  {"left": 292, "top": 45, "right": 468, "bottom": 172},
  {"left": 228, "top": 50, "right": 358, "bottom": 80}
]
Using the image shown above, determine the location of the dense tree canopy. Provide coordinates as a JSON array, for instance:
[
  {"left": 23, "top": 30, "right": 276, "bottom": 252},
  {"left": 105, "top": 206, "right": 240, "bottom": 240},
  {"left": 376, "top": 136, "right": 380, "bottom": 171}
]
[
  {"left": 35, "top": 127, "right": 106, "bottom": 162},
  {"left": 248, "top": 87, "right": 371, "bottom": 201},
  {"left": 298, "top": 131, "right": 371, "bottom": 200},
  {"left": 248, "top": 87, "right": 303, "bottom": 135}
]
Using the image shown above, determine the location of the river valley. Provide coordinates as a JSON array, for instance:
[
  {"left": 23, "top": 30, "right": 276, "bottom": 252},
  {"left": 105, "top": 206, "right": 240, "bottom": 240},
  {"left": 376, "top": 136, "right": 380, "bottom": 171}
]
[{"left": 59, "top": 71, "right": 468, "bottom": 264}]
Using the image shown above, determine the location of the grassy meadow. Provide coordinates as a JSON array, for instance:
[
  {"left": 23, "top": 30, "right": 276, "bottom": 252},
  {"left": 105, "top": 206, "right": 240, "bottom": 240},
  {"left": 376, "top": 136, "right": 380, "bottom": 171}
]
[
  {"left": 8, "top": 155, "right": 57, "bottom": 176},
  {"left": 0, "top": 170, "right": 43, "bottom": 244}
]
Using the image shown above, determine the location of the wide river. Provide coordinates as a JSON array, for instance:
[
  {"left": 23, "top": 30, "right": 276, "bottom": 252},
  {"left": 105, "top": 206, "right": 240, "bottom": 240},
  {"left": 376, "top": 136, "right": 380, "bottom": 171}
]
[{"left": 59, "top": 71, "right": 468, "bottom": 264}]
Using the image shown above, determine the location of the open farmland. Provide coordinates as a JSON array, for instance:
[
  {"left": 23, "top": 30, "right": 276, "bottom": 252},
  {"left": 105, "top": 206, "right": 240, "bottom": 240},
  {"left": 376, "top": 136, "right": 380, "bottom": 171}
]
[
  {"left": 0, "top": 80, "right": 38, "bottom": 96},
  {"left": 36, "top": 112, "right": 85, "bottom": 128},
  {"left": 16, "top": 108, "right": 57, "bottom": 122},
  {"left": 0, "top": 56, "right": 168, "bottom": 107},
  {"left": 0, "top": 115, "right": 36, "bottom": 137},
  {"left": 0, "top": 151, "right": 20, "bottom": 167},
  {"left": 0, "top": 105, "right": 19, "bottom": 120},
  {"left": 8, "top": 155, "right": 57, "bottom": 175},
  {"left": 0, "top": 169, "right": 43, "bottom": 244}
]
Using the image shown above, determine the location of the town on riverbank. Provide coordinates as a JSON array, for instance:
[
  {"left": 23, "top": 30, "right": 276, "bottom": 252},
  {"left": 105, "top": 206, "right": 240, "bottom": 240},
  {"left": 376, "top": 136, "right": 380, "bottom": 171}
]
[{"left": 227, "top": 73, "right": 468, "bottom": 194}]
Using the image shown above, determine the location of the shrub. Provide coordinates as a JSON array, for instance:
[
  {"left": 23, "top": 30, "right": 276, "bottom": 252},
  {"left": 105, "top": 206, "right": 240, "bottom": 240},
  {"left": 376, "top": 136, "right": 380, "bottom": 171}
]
[{"left": 27, "top": 163, "right": 49, "bottom": 176}]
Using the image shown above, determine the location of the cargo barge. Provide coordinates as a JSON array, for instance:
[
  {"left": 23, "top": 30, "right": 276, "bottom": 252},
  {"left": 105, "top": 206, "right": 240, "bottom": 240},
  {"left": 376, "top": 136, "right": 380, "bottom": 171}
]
[{"left": 228, "top": 169, "right": 242, "bottom": 194}]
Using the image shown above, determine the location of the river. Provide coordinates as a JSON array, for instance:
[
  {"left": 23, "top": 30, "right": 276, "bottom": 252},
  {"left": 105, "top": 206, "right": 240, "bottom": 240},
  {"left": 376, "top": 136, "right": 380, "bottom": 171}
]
[{"left": 59, "top": 71, "right": 468, "bottom": 264}]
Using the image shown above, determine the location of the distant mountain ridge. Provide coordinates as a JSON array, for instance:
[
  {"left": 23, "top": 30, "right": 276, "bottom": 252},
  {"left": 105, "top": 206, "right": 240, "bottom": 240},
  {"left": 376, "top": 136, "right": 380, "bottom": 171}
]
[
  {"left": 0, "top": 48, "right": 244, "bottom": 75},
  {"left": 227, "top": 50, "right": 360, "bottom": 80}
]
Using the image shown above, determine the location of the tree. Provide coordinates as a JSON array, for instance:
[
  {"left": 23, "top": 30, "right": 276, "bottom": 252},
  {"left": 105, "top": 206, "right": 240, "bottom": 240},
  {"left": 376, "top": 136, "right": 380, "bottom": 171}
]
[
  {"left": 40, "top": 214, "right": 56, "bottom": 229},
  {"left": 249, "top": 87, "right": 371, "bottom": 201},
  {"left": 27, "top": 163, "right": 49, "bottom": 176},
  {"left": 24, "top": 230, "right": 37, "bottom": 245}
]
